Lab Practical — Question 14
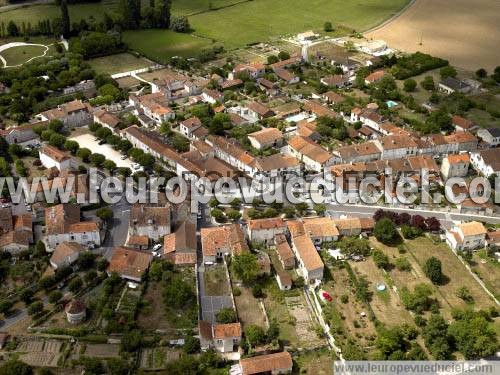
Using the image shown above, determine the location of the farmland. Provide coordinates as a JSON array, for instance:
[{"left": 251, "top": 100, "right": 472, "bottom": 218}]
[
  {"left": 365, "top": 0, "right": 500, "bottom": 71},
  {"left": 88, "top": 52, "right": 153, "bottom": 75}
]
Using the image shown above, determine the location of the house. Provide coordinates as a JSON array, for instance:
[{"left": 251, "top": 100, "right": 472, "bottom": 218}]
[
  {"left": 322, "top": 91, "right": 345, "bottom": 105},
  {"left": 65, "top": 299, "right": 86, "bottom": 324},
  {"left": 443, "top": 132, "right": 478, "bottom": 153},
  {"left": 438, "top": 77, "right": 471, "bottom": 95},
  {"left": 334, "top": 217, "right": 364, "bottom": 237},
  {"left": 446, "top": 221, "right": 487, "bottom": 251},
  {"left": 353, "top": 109, "right": 384, "bottom": 132},
  {"left": 50, "top": 241, "right": 85, "bottom": 269},
  {"left": 39, "top": 145, "right": 73, "bottom": 171},
  {"left": 303, "top": 100, "right": 338, "bottom": 119},
  {"left": 207, "top": 135, "right": 256, "bottom": 175},
  {"left": 163, "top": 220, "right": 197, "bottom": 266},
  {"left": 179, "top": 117, "right": 203, "bottom": 139},
  {"left": 127, "top": 235, "right": 149, "bottom": 250},
  {"left": 452, "top": 115, "right": 477, "bottom": 132},
  {"left": 477, "top": 128, "right": 500, "bottom": 147},
  {"left": 246, "top": 102, "right": 275, "bottom": 120},
  {"left": 364, "top": 70, "right": 386, "bottom": 85},
  {"left": 202, "top": 89, "right": 224, "bottom": 104},
  {"left": 248, "top": 127, "right": 283, "bottom": 150},
  {"left": 289, "top": 229, "right": 324, "bottom": 282},
  {"left": 252, "top": 153, "right": 301, "bottom": 179},
  {"left": 257, "top": 78, "right": 280, "bottom": 97},
  {"left": 470, "top": 149, "right": 500, "bottom": 177},
  {"left": 107, "top": 247, "right": 153, "bottom": 282},
  {"left": 257, "top": 252, "right": 271, "bottom": 275},
  {"left": 130, "top": 93, "right": 175, "bottom": 125},
  {"left": 151, "top": 73, "right": 207, "bottom": 98},
  {"left": 220, "top": 79, "right": 243, "bottom": 90},
  {"left": 63, "top": 80, "right": 95, "bottom": 95},
  {"left": 296, "top": 120, "right": 320, "bottom": 141},
  {"left": 247, "top": 217, "right": 287, "bottom": 245},
  {"left": 0, "top": 122, "right": 42, "bottom": 145},
  {"left": 335, "top": 142, "right": 381, "bottom": 164},
  {"left": 274, "top": 234, "right": 295, "bottom": 269},
  {"left": 232, "top": 62, "right": 265, "bottom": 79},
  {"left": 93, "top": 109, "right": 121, "bottom": 131},
  {"left": 270, "top": 56, "right": 302, "bottom": 71},
  {"left": 235, "top": 351, "right": 293, "bottom": 375},
  {"left": 199, "top": 320, "right": 242, "bottom": 353},
  {"left": 201, "top": 224, "right": 248, "bottom": 263},
  {"left": 0, "top": 231, "right": 32, "bottom": 254},
  {"left": 44, "top": 204, "right": 101, "bottom": 250},
  {"left": 441, "top": 154, "right": 470, "bottom": 179},
  {"left": 276, "top": 272, "right": 292, "bottom": 291},
  {"left": 374, "top": 135, "right": 418, "bottom": 160},
  {"left": 287, "top": 135, "right": 336, "bottom": 172},
  {"left": 37, "top": 100, "right": 92, "bottom": 128},
  {"left": 274, "top": 68, "right": 299, "bottom": 85},
  {"left": 302, "top": 217, "right": 339, "bottom": 244},
  {"left": 321, "top": 74, "right": 350, "bottom": 88},
  {"left": 129, "top": 203, "right": 171, "bottom": 241}
]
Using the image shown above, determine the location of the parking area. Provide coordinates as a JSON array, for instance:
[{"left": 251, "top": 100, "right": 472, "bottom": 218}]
[{"left": 69, "top": 132, "right": 135, "bottom": 170}]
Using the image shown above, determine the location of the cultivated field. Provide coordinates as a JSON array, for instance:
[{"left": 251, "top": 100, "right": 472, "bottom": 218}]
[
  {"left": 88, "top": 53, "right": 153, "bottom": 75},
  {"left": 365, "top": 0, "right": 500, "bottom": 71}
]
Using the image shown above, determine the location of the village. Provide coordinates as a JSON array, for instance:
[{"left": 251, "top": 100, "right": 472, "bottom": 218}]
[{"left": 0, "top": 26, "right": 499, "bottom": 374}]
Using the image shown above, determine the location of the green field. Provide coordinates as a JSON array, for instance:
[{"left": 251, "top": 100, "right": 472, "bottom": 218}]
[
  {"left": 0, "top": 0, "right": 409, "bottom": 59},
  {"left": 0, "top": 44, "right": 48, "bottom": 67},
  {"left": 122, "top": 30, "right": 213, "bottom": 62},
  {"left": 88, "top": 52, "right": 153, "bottom": 75}
]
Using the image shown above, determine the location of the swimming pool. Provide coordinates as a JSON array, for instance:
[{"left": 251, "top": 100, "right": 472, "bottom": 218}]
[{"left": 286, "top": 112, "right": 310, "bottom": 123}]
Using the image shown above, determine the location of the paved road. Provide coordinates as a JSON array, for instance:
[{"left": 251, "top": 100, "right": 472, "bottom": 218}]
[{"left": 327, "top": 203, "right": 500, "bottom": 230}]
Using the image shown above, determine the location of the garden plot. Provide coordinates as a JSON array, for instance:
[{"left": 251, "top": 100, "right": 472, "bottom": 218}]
[
  {"left": 139, "top": 347, "right": 182, "bottom": 370},
  {"left": 234, "top": 286, "right": 266, "bottom": 329},
  {"left": 17, "top": 339, "right": 63, "bottom": 367},
  {"left": 285, "top": 295, "right": 325, "bottom": 349},
  {"left": 83, "top": 343, "right": 120, "bottom": 358}
]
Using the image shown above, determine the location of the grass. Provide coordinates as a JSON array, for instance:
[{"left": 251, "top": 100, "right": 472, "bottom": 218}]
[
  {"left": 88, "top": 52, "right": 152, "bottom": 75},
  {"left": 188, "top": 0, "right": 410, "bottom": 48},
  {"left": 203, "top": 263, "right": 231, "bottom": 296},
  {"left": 122, "top": 29, "right": 214, "bottom": 62},
  {"left": 470, "top": 249, "right": 500, "bottom": 300},
  {"left": 0, "top": 45, "right": 47, "bottom": 66}
]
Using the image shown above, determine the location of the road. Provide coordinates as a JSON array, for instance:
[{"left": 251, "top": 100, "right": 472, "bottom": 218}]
[{"left": 327, "top": 203, "right": 500, "bottom": 229}]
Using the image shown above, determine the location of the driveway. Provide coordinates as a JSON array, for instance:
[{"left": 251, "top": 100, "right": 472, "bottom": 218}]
[{"left": 69, "top": 132, "right": 135, "bottom": 170}]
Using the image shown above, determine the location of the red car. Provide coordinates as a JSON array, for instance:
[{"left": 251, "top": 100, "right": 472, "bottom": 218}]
[{"left": 321, "top": 291, "right": 333, "bottom": 302}]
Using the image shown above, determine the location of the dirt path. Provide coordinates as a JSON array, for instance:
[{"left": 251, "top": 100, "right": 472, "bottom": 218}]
[{"left": 364, "top": 0, "right": 500, "bottom": 71}]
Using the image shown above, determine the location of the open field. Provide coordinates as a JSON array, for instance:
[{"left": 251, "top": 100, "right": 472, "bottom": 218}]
[
  {"left": 471, "top": 250, "right": 500, "bottom": 300},
  {"left": 88, "top": 52, "right": 153, "bottom": 75},
  {"left": 0, "top": 45, "right": 46, "bottom": 66},
  {"left": 295, "top": 349, "right": 334, "bottom": 375},
  {"left": 122, "top": 30, "right": 214, "bottom": 62},
  {"left": 188, "top": 0, "right": 409, "bottom": 48},
  {"left": 365, "top": 0, "right": 500, "bottom": 71}
]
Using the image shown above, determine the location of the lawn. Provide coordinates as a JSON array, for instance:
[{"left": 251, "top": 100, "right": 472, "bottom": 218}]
[
  {"left": 188, "top": 0, "right": 410, "bottom": 48},
  {"left": 0, "top": 45, "right": 48, "bottom": 67},
  {"left": 122, "top": 29, "right": 214, "bottom": 62},
  {"left": 204, "top": 263, "right": 231, "bottom": 296},
  {"left": 88, "top": 52, "right": 153, "bottom": 75},
  {"left": 234, "top": 286, "right": 267, "bottom": 328},
  {"left": 470, "top": 249, "right": 500, "bottom": 300}
]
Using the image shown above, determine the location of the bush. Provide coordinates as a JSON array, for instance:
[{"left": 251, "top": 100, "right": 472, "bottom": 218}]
[
  {"left": 374, "top": 218, "right": 399, "bottom": 244},
  {"left": 216, "top": 308, "right": 238, "bottom": 324},
  {"left": 403, "top": 78, "right": 417, "bottom": 92},
  {"left": 28, "top": 301, "right": 44, "bottom": 316},
  {"left": 372, "top": 249, "right": 390, "bottom": 269},
  {"left": 252, "top": 284, "right": 263, "bottom": 298},
  {"left": 183, "top": 336, "right": 200, "bottom": 354},
  {"left": 395, "top": 257, "right": 412, "bottom": 271},
  {"left": 423, "top": 257, "right": 443, "bottom": 284},
  {"left": 401, "top": 225, "right": 422, "bottom": 239}
]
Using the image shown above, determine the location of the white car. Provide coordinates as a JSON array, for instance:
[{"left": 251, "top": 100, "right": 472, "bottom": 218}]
[
  {"left": 152, "top": 243, "right": 162, "bottom": 251},
  {"left": 121, "top": 155, "right": 128, "bottom": 160}
]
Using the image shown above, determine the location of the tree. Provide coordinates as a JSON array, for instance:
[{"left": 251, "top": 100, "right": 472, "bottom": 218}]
[
  {"left": 19, "top": 288, "right": 34, "bottom": 305},
  {"left": 120, "top": 330, "right": 142, "bottom": 352},
  {"left": 278, "top": 51, "right": 290, "bottom": 61},
  {"left": 77, "top": 251, "right": 96, "bottom": 270},
  {"left": 183, "top": 336, "right": 200, "bottom": 354},
  {"left": 89, "top": 153, "right": 105, "bottom": 167},
  {"left": 295, "top": 202, "right": 309, "bottom": 216},
  {"left": 395, "top": 257, "right": 411, "bottom": 272},
  {"left": 102, "top": 159, "right": 116, "bottom": 172},
  {"left": 64, "top": 140, "right": 79, "bottom": 154},
  {"left": 210, "top": 208, "right": 225, "bottom": 223},
  {"left": 403, "top": 78, "right": 417, "bottom": 92},
  {"left": 324, "top": 21, "right": 333, "bottom": 32},
  {"left": 372, "top": 249, "right": 390, "bottom": 269},
  {"left": 170, "top": 16, "right": 190, "bottom": 32},
  {"left": 216, "top": 308, "right": 238, "bottom": 323},
  {"left": 456, "top": 286, "right": 473, "bottom": 304},
  {"left": 7, "top": 21, "right": 19, "bottom": 37},
  {"left": 38, "top": 275, "right": 56, "bottom": 290},
  {"left": 158, "top": 0, "right": 172, "bottom": 28},
  {"left": 48, "top": 290, "right": 63, "bottom": 304},
  {"left": 27, "top": 301, "right": 44, "bottom": 316},
  {"left": 76, "top": 148, "right": 91, "bottom": 162},
  {"left": 227, "top": 209, "right": 241, "bottom": 222},
  {"left": 245, "top": 325, "right": 266, "bottom": 346},
  {"left": 49, "top": 133, "right": 66, "bottom": 148},
  {"left": 0, "top": 360, "right": 32, "bottom": 375},
  {"left": 401, "top": 284, "right": 435, "bottom": 313},
  {"left": 232, "top": 253, "right": 259, "bottom": 284},
  {"left": 313, "top": 203, "right": 326, "bottom": 216},
  {"left": 96, "top": 207, "right": 113, "bottom": 221},
  {"left": 440, "top": 65, "right": 457, "bottom": 79},
  {"left": 420, "top": 76, "right": 435, "bottom": 91},
  {"left": 423, "top": 314, "right": 452, "bottom": 359},
  {"left": 475, "top": 68, "right": 487, "bottom": 78},
  {"left": 283, "top": 206, "right": 296, "bottom": 218},
  {"left": 374, "top": 218, "right": 398, "bottom": 244},
  {"left": 60, "top": 0, "right": 70, "bottom": 38},
  {"left": 337, "top": 237, "right": 371, "bottom": 258},
  {"left": 252, "top": 284, "right": 263, "bottom": 298},
  {"left": 0, "top": 299, "right": 13, "bottom": 315},
  {"left": 267, "top": 55, "right": 279, "bottom": 65},
  {"left": 68, "top": 276, "right": 83, "bottom": 293},
  {"left": 423, "top": 257, "right": 443, "bottom": 284}
]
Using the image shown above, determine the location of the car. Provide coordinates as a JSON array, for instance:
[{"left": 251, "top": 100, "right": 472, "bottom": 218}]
[
  {"left": 25, "top": 205, "right": 32, "bottom": 212},
  {"left": 120, "top": 155, "right": 128, "bottom": 160},
  {"left": 94, "top": 137, "right": 99, "bottom": 141},
  {"left": 1, "top": 203, "right": 11, "bottom": 208},
  {"left": 98, "top": 140, "right": 106, "bottom": 145},
  {"left": 321, "top": 290, "right": 333, "bottom": 302},
  {"left": 152, "top": 243, "right": 162, "bottom": 251}
]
